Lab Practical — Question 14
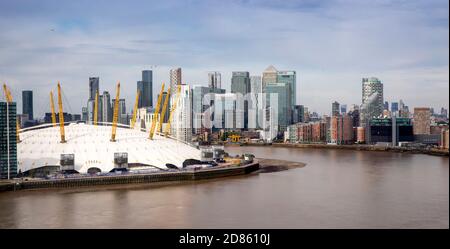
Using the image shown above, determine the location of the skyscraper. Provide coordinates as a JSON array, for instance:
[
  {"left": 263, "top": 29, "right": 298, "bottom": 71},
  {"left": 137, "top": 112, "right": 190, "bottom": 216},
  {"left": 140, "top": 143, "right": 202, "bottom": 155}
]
[
  {"left": 231, "top": 72, "right": 251, "bottom": 129},
  {"left": 265, "top": 82, "right": 291, "bottom": 133},
  {"left": 89, "top": 77, "right": 99, "bottom": 101},
  {"left": 441, "top": 107, "right": 448, "bottom": 118},
  {"left": 231, "top": 71, "right": 251, "bottom": 95},
  {"left": 0, "top": 101, "right": 17, "bottom": 179},
  {"left": 137, "top": 70, "right": 153, "bottom": 109},
  {"left": 293, "top": 105, "right": 305, "bottom": 123},
  {"left": 384, "top": 101, "right": 389, "bottom": 111},
  {"left": 22, "top": 90, "right": 33, "bottom": 120},
  {"left": 208, "top": 72, "right": 221, "bottom": 89},
  {"left": 101, "top": 91, "right": 112, "bottom": 123},
  {"left": 332, "top": 101, "right": 340, "bottom": 116},
  {"left": 360, "top": 77, "right": 384, "bottom": 127},
  {"left": 391, "top": 102, "right": 399, "bottom": 113},
  {"left": 192, "top": 85, "right": 225, "bottom": 133},
  {"left": 262, "top": 65, "right": 278, "bottom": 92},
  {"left": 250, "top": 76, "right": 263, "bottom": 129},
  {"left": 171, "top": 84, "right": 192, "bottom": 143},
  {"left": 413, "top": 107, "right": 431, "bottom": 135},
  {"left": 340, "top": 104, "right": 347, "bottom": 114},
  {"left": 277, "top": 70, "right": 296, "bottom": 108},
  {"left": 112, "top": 98, "right": 127, "bottom": 124},
  {"left": 170, "top": 68, "right": 182, "bottom": 97}
]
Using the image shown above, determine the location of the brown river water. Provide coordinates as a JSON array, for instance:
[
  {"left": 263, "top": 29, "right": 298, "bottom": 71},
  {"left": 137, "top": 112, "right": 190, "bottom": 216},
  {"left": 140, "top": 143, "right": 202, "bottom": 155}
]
[{"left": 0, "top": 146, "right": 448, "bottom": 228}]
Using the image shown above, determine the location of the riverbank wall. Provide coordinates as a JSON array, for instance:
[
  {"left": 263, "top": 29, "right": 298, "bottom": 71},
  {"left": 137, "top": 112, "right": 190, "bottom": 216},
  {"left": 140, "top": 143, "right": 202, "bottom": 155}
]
[
  {"left": 230, "top": 143, "right": 449, "bottom": 157},
  {"left": 0, "top": 162, "right": 259, "bottom": 192}
]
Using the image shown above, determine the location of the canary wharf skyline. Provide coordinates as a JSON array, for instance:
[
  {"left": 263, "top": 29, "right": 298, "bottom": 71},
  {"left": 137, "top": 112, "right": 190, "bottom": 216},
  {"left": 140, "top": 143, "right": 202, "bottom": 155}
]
[{"left": 0, "top": 0, "right": 448, "bottom": 117}]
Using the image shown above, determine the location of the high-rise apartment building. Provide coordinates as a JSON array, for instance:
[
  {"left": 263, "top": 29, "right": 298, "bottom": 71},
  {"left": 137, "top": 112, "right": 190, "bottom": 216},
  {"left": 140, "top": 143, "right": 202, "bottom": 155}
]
[
  {"left": 293, "top": 105, "right": 305, "bottom": 124},
  {"left": 0, "top": 102, "right": 17, "bottom": 179},
  {"left": 413, "top": 107, "right": 431, "bottom": 135},
  {"left": 171, "top": 84, "right": 192, "bottom": 143},
  {"left": 330, "top": 114, "right": 354, "bottom": 145},
  {"left": 112, "top": 99, "right": 127, "bottom": 124},
  {"left": 250, "top": 76, "right": 263, "bottom": 129},
  {"left": 170, "top": 68, "right": 182, "bottom": 97},
  {"left": 22, "top": 90, "right": 33, "bottom": 120},
  {"left": 332, "top": 101, "right": 340, "bottom": 116},
  {"left": 101, "top": 91, "right": 112, "bottom": 123},
  {"left": 208, "top": 72, "right": 221, "bottom": 89},
  {"left": 360, "top": 77, "right": 384, "bottom": 127}
]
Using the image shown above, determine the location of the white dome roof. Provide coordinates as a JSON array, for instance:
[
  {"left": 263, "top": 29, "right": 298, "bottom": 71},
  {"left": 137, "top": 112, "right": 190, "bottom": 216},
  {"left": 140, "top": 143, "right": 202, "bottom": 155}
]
[{"left": 17, "top": 123, "right": 201, "bottom": 173}]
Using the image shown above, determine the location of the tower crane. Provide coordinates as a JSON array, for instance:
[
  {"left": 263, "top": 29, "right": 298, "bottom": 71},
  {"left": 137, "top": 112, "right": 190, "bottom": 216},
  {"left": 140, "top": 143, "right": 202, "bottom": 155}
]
[
  {"left": 130, "top": 90, "right": 140, "bottom": 129},
  {"left": 149, "top": 83, "right": 164, "bottom": 140},
  {"left": 164, "top": 85, "right": 181, "bottom": 137},
  {"left": 57, "top": 82, "right": 66, "bottom": 143},
  {"left": 49, "top": 91, "right": 57, "bottom": 127},
  {"left": 110, "top": 82, "right": 121, "bottom": 142},
  {"left": 158, "top": 87, "right": 170, "bottom": 133}
]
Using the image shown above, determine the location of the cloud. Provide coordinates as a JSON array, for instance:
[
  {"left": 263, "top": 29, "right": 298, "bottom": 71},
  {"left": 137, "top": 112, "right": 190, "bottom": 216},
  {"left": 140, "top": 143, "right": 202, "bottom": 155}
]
[{"left": 0, "top": 0, "right": 448, "bottom": 117}]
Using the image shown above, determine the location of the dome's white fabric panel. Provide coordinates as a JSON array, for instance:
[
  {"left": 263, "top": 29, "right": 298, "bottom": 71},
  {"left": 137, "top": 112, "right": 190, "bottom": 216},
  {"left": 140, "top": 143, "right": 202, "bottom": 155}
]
[{"left": 17, "top": 123, "right": 201, "bottom": 173}]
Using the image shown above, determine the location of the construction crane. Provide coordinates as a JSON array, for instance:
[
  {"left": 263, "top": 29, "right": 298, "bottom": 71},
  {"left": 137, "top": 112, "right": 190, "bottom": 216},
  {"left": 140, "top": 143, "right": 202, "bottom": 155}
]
[
  {"left": 94, "top": 90, "right": 99, "bottom": 126},
  {"left": 2, "top": 83, "right": 20, "bottom": 143},
  {"left": 164, "top": 85, "right": 181, "bottom": 137},
  {"left": 130, "top": 90, "right": 140, "bottom": 129},
  {"left": 110, "top": 82, "right": 121, "bottom": 142},
  {"left": 149, "top": 83, "right": 165, "bottom": 140},
  {"left": 49, "top": 91, "right": 57, "bottom": 127},
  {"left": 57, "top": 82, "right": 66, "bottom": 143},
  {"left": 158, "top": 87, "right": 170, "bottom": 133}
]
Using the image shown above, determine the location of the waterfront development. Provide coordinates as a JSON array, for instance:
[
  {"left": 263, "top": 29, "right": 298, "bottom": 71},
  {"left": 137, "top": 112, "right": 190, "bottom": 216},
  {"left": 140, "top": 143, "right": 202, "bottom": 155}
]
[{"left": 0, "top": 146, "right": 447, "bottom": 229}]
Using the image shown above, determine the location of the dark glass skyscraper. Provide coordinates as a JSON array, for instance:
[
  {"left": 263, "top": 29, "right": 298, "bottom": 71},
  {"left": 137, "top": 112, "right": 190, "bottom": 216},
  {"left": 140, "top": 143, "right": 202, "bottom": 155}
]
[
  {"left": 391, "top": 102, "right": 399, "bottom": 113},
  {"left": 138, "top": 70, "right": 153, "bottom": 108},
  {"left": 89, "top": 77, "right": 99, "bottom": 101},
  {"left": 0, "top": 102, "right": 18, "bottom": 179},
  {"left": 22, "top": 90, "right": 33, "bottom": 120}
]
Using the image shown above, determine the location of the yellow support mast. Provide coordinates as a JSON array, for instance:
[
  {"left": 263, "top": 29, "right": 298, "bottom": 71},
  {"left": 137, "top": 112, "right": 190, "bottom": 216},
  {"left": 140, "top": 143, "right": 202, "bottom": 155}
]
[
  {"left": 130, "top": 90, "right": 140, "bottom": 129},
  {"left": 110, "top": 82, "right": 121, "bottom": 142},
  {"left": 57, "top": 82, "right": 66, "bottom": 143},
  {"left": 49, "top": 91, "right": 57, "bottom": 127},
  {"left": 149, "top": 83, "right": 165, "bottom": 140},
  {"left": 94, "top": 90, "right": 99, "bottom": 126},
  {"left": 2, "top": 83, "right": 20, "bottom": 143},
  {"left": 164, "top": 85, "right": 181, "bottom": 137},
  {"left": 158, "top": 87, "right": 170, "bottom": 133}
]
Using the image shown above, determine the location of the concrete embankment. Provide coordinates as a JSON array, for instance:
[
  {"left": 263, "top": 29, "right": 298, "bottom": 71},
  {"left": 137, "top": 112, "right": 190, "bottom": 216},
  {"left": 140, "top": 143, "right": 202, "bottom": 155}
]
[
  {"left": 232, "top": 143, "right": 449, "bottom": 157},
  {"left": 0, "top": 162, "right": 259, "bottom": 192}
]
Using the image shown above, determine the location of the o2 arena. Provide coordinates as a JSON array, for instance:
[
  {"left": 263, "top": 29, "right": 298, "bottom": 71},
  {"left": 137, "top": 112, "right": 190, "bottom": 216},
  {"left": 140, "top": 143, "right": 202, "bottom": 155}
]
[
  {"left": 17, "top": 122, "right": 202, "bottom": 175},
  {"left": 10, "top": 82, "right": 203, "bottom": 177}
]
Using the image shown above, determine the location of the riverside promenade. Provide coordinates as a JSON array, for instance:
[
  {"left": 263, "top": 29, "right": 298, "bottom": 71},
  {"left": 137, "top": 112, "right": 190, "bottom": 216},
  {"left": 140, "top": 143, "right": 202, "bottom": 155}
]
[
  {"left": 0, "top": 162, "right": 260, "bottom": 192},
  {"left": 231, "top": 143, "right": 449, "bottom": 157}
]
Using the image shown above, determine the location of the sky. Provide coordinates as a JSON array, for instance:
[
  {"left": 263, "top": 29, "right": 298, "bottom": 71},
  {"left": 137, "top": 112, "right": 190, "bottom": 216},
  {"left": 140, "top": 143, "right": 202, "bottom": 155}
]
[{"left": 0, "top": 0, "right": 448, "bottom": 118}]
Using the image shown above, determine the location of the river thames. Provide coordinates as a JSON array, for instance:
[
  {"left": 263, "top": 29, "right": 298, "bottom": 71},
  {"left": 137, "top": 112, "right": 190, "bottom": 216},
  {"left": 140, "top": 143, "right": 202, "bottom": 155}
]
[{"left": 0, "top": 146, "right": 448, "bottom": 228}]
